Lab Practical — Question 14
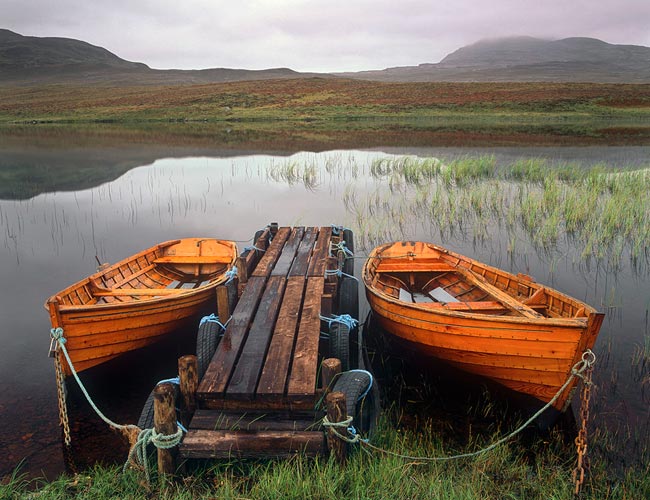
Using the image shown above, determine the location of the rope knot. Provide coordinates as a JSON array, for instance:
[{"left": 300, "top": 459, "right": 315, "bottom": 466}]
[
  {"left": 50, "top": 327, "right": 66, "bottom": 343},
  {"left": 225, "top": 266, "right": 238, "bottom": 284}
]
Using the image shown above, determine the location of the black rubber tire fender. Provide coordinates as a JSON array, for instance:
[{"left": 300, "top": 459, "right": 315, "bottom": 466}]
[
  {"left": 196, "top": 318, "right": 223, "bottom": 379},
  {"left": 332, "top": 370, "right": 375, "bottom": 435},
  {"left": 329, "top": 323, "right": 350, "bottom": 372},
  {"left": 337, "top": 276, "right": 359, "bottom": 321}
]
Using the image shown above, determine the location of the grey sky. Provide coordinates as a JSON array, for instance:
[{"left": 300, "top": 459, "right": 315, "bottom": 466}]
[{"left": 4, "top": 0, "right": 650, "bottom": 72}]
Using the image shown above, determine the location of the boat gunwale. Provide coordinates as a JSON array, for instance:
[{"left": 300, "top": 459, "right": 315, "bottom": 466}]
[
  {"left": 44, "top": 238, "right": 237, "bottom": 312},
  {"left": 362, "top": 241, "right": 598, "bottom": 328}
]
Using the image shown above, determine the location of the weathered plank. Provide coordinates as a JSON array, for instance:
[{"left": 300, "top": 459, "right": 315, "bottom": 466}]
[
  {"left": 180, "top": 430, "right": 325, "bottom": 459},
  {"left": 271, "top": 227, "right": 305, "bottom": 277},
  {"left": 239, "top": 227, "right": 271, "bottom": 279},
  {"left": 251, "top": 227, "right": 291, "bottom": 277},
  {"left": 200, "top": 395, "right": 318, "bottom": 411},
  {"left": 190, "top": 409, "right": 321, "bottom": 431},
  {"left": 288, "top": 227, "right": 318, "bottom": 277},
  {"left": 257, "top": 276, "right": 306, "bottom": 398},
  {"left": 307, "top": 227, "right": 333, "bottom": 277},
  {"left": 227, "top": 276, "right": 287, "bottom": 399},
  {"left": 287, "top": 277, "right": 325, "bottom": 399},
  {"left": 197, "top": 276, "right": 267, "bottom": 397}
]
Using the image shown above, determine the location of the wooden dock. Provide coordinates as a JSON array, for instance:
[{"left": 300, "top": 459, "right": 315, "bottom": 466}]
[{"left": 178, "top": 225, "right": 353, "bottom": 459}]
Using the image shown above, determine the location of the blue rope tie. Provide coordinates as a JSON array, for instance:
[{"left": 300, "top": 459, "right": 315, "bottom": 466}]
[
  {"left": 225, "top": 265, "right": 238, "bottom": 284},
  {"left": 330, "top": 224, "right": 351, "bottom": 236},
  {"left": 330, "top": 240, "right": 354, "bottom": 258},
  {"left": 199, "top": 313, "right": 229, "bottom": 331},
  {"left": 243, "top": 245, "right": 265, "bottom": 253},
  {"left": 319, "top": 313, "right": 359, "bottom": 331},
  {"left": 325, "top": 268, "right": 359, "bottom": 282},
  {"left": 157, "top": 376, "right": 180, "bottom": 386}
]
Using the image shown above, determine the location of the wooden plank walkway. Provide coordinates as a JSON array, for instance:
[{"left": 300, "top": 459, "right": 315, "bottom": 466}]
[{"left": 180, "top": 225, "right": 346, "bottom": 459}]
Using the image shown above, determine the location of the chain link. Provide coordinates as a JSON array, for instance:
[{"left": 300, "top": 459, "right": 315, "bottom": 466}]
[
  {"left": 572, "top": 350, "right": 595, "bottom": 496},
  {"left": 53, "top": 348, "right": 78, "bottom": 473}
]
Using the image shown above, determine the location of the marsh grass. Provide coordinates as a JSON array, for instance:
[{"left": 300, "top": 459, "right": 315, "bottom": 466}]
[
  {"left": 3, "top": 412, "right": 648, "bottom": 500},
  {"left": 338, "top": 156, "right": 650, "bottom": 268}
]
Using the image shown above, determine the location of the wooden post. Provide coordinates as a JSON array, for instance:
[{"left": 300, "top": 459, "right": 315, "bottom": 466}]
[
  {"left": 321, "top": 358, "right": 342, "bottom": 393},
  {"left": 235, "top": 256, "right": 248, "bottom": 284},
  {"left": 325, "top": 391, "right": 348, "bottom": 464},
  {"left": 216, "top": 285, "right": 231, "bottom": 323},
  {"left": 178, "top": 355, "right": 198, "bottom": 427},
  {"left": 154, "top": 382, "right": 177, "bottom": 476}
]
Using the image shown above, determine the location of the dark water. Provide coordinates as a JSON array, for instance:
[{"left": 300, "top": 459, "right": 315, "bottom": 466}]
[{"left": 1, "top": 126, "right": 649, "bottom": 480}]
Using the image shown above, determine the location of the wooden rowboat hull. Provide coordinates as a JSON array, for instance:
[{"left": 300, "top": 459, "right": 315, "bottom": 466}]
[
  {"left": 46, "top": 238, "right": 238, "bottom": 375},
  {"left": 363, "top": 241, "right": 604, "bottom": 412}
]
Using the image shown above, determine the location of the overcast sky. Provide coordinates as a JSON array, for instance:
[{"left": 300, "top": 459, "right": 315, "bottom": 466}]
[{"left": 4, "top": 0, "right": 650, "bottom": 72}]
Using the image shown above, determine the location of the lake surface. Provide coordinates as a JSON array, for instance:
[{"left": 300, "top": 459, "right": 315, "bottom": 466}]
[{"left": 1, "top": 127, "right": 649, "bottom": 480}]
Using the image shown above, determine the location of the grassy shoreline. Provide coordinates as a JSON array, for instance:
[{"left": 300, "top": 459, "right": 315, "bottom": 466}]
[
  {"left": 2, "top": 414, "right": 648, "bottom": 499},
  {"left": 1, "top": 79, "right": 649, "bottom": 124}
]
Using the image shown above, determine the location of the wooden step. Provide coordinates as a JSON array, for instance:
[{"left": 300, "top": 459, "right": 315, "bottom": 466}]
[{"left": 179, "top": 429, "right": 326, "bottom": 459}]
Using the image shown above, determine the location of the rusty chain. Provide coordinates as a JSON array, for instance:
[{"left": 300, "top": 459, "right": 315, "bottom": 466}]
[{"left": 572, "top": 349, "right": 596, "bottom": 496}]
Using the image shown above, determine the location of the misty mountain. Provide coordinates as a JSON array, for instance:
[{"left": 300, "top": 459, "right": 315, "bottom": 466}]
[
  {"left": 0, "top": 29, "right": 321, "bottom": 85},
  {"left": 339, "top": 37, "right": 650, "bottom": 83},
  {"left": 2, "top": 30, "right": 649, "bottom": 85}
]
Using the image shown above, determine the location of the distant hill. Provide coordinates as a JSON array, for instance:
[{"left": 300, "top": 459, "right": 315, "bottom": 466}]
[
  {"left": 0, "top": 29, "right": 323, "bottom": 85},
  {"left": 339, "top": 37, "right": 650, "bottom": 83},
  {"left": 2, "top": 30, "right": 649, "bottom": 85}
]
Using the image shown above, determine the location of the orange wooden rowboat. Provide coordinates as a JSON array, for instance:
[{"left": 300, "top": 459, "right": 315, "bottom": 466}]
[
  {"left": 45, "top": 238, "right": 238, "bottom": 375},
  {"left": 363, "top": 241, "right": 604, "bottom": 413}
]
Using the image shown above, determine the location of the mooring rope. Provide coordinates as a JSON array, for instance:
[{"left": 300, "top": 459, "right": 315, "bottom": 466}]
[
  {"left": 50, "top": 327, "right": 186, "bottom": 482},
  {"left": 50, "top": 328, "right": 140, "bottom": 435},
  {"left": 199, "top": 313, "right": 230, "bottom": 331},
  {"left": 243, "top": 245, "right": 265, "bottom": 254},
  {"left": 125, "top": 426, "right": 184, "bottom": 483},
  {"left": 319, "top": 313, "right": 359, "bottom": 331},
  {"left": 324, "top": 268, "right": 359, "bottom": 282},
  {"left": 225, "top": 265, "right": 238, "bottom": 284},
  {"left": 325, "top": 350, "right": 596, "bottom": 462}
]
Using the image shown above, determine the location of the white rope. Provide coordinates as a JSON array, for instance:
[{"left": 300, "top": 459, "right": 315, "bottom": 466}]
[{"left": 326, "top": 350, "right": 596, "bottom": 462}]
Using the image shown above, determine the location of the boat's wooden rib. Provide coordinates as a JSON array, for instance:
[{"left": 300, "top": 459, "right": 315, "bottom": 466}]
[
  {"left": 363, "top": 241, "right": 604, "bottom": 413},
  {"left": 45, "top": 238, "right": 238, "bottom": 375}
]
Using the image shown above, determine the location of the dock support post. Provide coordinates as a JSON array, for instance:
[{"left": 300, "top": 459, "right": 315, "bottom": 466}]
[
  {"left": 325, "top": 391, "right": 348, "bottom": 464},
  {"left": 178, "top": 355, "right": 198, "bottom": 427},
  {"left": 321, "top": 357, "right": 342, "bottom": 394},
  {"left": 216, "top": 285, "right": 231, "bottom": 323},
  {"left": 154, "top": 382, "right": 178, "bottom": 477}
]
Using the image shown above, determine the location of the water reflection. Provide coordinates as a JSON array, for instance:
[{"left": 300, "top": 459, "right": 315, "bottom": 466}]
[{"left": 0, "top": 128, "right": 648, "bottom": 480}]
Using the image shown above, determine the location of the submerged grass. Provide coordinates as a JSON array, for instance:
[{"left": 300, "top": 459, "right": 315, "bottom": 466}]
[
  {"left": 340, "top": 155, "right": 650, "bottom": 268},
  {"left": 2, "top": 414, "right": 648, "bottom": 499}
]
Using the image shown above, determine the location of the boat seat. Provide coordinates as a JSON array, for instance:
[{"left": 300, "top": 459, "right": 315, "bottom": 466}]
[
  {"left": 154, "top": 255, "right": 233, "bottom": 265},
  {"left": 377, "top": 261, "right": 455, "bottom": 273}
]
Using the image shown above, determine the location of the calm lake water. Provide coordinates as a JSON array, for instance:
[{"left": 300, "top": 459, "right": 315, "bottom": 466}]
[{"left": 1, "top": 127, "right": 649, "bottom": 479}]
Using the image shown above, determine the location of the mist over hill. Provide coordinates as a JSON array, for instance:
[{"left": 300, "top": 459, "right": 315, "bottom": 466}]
[
  {"left": 339, "top": 37, "right": 650, "bottom": 83},
  {"left": 1, "top": 29, "right": 649, "bottom": 85}
]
